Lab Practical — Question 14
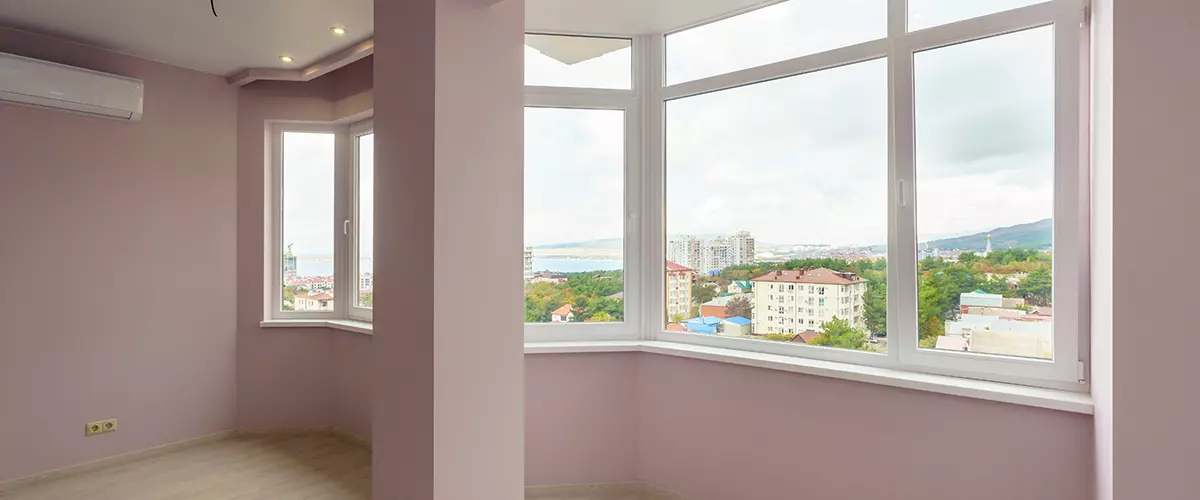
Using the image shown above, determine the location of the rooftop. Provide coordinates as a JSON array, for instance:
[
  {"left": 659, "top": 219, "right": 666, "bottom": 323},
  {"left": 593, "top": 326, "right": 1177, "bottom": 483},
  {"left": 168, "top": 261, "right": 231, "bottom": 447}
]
[
  {"left": 666, "top": 261, "right": 694, "bottom": 273},
  {"left": 752, "top": 268, "right": 864, "bottom": 286}
]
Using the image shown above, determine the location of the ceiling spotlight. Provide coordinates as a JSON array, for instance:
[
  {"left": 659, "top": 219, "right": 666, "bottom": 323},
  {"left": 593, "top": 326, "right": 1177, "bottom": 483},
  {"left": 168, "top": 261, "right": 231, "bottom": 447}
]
[
  {"left": 279, "top": 55, "right": 294, "bottom": 63},
  {"left": 331, "top": 26, "right": 347, "bottom": 35}
]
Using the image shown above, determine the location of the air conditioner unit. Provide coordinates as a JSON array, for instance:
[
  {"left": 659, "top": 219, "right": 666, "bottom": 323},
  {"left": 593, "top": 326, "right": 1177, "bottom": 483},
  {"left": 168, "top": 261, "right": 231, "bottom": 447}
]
[{"left": 0, "top": 51, "right": 143, "bottom": 121}]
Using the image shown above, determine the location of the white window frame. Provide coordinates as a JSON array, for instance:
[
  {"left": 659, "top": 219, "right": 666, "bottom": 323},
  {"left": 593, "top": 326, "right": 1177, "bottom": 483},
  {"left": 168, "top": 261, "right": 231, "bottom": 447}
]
[
  {"left": 269, "top": 123, "right": 350, "bottom": 321},
  {"left": 646, "top": 0, "right": 1090, "bottom": 391},
  {"left": 349, "top": 120, "right": 374, "bottom": 322},
  {"left": 523, "top": 33, "right": 643, "bottom": 342}
]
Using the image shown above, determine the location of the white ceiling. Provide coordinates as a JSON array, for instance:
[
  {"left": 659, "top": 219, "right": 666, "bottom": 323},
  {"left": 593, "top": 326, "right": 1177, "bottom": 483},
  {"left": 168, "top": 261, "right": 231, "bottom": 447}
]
[
  {"left": 526, "top": 0, "right": 774, "bottom": 36},
  {"left": 0, "top": 0, "right": 770, "bottom": 77},
  {"left": 0, "top": 0, "right": 373, "bottom": 76}
]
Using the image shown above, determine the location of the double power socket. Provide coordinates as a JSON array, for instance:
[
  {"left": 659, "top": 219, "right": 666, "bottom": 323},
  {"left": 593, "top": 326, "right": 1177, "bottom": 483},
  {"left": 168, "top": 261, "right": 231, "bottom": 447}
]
[{"left": 85, "top": 418, "right": 118, "bottom": 437}]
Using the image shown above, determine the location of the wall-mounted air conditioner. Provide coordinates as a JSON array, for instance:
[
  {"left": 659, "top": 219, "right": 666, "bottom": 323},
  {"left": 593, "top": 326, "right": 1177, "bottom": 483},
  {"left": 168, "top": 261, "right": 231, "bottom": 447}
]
[{"left": 0, "top": 51, "right": 144, "bottom": 121}]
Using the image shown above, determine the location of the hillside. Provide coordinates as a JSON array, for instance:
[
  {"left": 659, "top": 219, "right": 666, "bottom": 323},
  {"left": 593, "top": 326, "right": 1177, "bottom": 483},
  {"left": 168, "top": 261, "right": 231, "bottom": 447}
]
[{"left": 924, "top": 218, "right": 1052, "bottom": 251}]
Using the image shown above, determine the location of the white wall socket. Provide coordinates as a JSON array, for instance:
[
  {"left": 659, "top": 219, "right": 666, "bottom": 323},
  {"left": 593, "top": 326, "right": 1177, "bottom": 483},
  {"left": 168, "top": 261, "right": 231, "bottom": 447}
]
[{"left": 85, "top": 418, "right": 118, "bottom": 436}]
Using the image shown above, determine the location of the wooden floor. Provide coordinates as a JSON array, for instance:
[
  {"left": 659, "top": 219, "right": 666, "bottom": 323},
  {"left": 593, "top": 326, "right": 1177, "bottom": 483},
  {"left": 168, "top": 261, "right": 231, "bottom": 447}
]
[{"left": 0, "top": 434, "right": 371, "bottom": 500}]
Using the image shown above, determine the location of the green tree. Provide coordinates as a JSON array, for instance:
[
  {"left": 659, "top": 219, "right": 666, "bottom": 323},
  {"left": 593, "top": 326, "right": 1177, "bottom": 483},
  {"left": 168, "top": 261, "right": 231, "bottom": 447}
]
[
  {"left": 359, "top": 292, "right": 373, "bottom": 308},
  {"left": 725, "top": 295, "right": 753, "bottom": 319},
  {"left": 587, "top": 311, "right": 614, "bottom": 323},
  {"left": 957, "top": 252, "right": 980, "bottom": 266},
  {"left": 669, "top": 312, "right": 685, "bottom": 324},
  {"left": 809, "top": 317, "right": 870, "bottom": 350},
  {"left": 692, "top": 284, "right": 717, "bottom": 307},
  {"left": 1020, "top": 267, "right": 1053, "bottom": 306}
]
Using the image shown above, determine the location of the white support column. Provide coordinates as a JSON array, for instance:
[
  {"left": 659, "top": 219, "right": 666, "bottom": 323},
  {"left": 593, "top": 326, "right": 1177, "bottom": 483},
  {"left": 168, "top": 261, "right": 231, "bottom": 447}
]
[{"left": 373, "top": 0, "right": 526, "bottom": 498}]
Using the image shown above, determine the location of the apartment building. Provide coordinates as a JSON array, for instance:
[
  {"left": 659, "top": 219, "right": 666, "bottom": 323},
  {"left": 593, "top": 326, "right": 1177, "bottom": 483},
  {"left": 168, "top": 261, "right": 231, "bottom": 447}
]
[
  {"left": 666, "top": 261, "right": 695, "bottom": 320},
  {"left": 752, "top": 268, "right": 866, "bottom": 335},
  {"left": 668, "top": 231, "right": 756, "bottom": 275}
]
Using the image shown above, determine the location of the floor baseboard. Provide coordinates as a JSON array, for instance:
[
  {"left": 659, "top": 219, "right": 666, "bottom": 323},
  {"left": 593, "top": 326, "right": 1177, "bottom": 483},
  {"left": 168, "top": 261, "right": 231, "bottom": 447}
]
[
  {"left": 0, "top": 430, "right": 236, "bottom": 491},
  {"left": 526, "top": 482, "right": 690, "bottom": 499}
]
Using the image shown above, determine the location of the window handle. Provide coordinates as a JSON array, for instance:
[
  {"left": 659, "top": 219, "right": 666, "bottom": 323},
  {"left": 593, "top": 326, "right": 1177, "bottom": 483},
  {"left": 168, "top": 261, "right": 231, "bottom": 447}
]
[
  {"left": 344, "top": 220, "right": 351, "bottom": 235},
  {"left": 898, "top": 180, "right": 908, "bottom": 208}
]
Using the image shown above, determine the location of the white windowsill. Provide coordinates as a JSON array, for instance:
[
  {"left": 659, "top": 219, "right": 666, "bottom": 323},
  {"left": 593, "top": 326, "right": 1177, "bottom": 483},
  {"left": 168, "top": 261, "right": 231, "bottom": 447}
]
[
  {"left": 260, "top": 319, "right": 374, "bottom": 335},
  {"left": 257, "top": 320, "right": 1092, "bottom": 414}
]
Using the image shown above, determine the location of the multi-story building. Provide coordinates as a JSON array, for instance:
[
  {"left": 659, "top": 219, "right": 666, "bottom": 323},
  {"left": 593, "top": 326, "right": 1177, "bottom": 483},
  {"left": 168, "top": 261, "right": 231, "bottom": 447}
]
[
  {"left": 359, "top": 272, "right": 373, "bottom": 291},
  {"left": 524, "top": 246, "right": 534, "bottom": 281},
  {"left": 668, "top": 231, "right": 756, "bottom": 275},
  {"left": 702, "top": 238, "right": 733, "bottom": 275},
  {"left": 731, "top": 230, "right": 755, "bottom": 266},
  {"left": 283, "top": 245, "right": 298, "bottom": 279},
  {"left": 665, "top": 261, "right": 695, "bottom": 321},
  {"left": 667, "top": 236, "right": 703, "bottom": 271},
  {"left": 751, "top": 268, "right": 866, "bottom": 335}
]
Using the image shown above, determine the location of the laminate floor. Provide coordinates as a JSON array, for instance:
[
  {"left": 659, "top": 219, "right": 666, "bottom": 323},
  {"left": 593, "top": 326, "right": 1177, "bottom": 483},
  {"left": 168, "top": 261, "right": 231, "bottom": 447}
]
[{"left": 0, "top": 434, "right": 371, "bottom": 500}]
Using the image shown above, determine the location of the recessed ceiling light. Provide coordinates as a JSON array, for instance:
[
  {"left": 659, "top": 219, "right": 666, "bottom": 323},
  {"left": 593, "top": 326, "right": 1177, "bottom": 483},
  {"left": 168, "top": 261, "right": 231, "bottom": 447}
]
[
  {"left": 279, "top": 55, "right": 294, "bottom": 63},
  {"left": 331, "top": 26, "right": 347, "bottom": 35}
]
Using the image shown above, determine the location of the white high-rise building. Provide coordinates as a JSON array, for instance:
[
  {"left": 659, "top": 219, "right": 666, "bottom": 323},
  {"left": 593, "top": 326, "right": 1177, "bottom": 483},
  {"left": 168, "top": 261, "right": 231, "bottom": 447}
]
[
  {"left": 669, "top": 232, "right": 755, "bottom": 275},
  {"left": 702, "top": 238, "right": 733, "bottom": 275},
  {"left": 731, "top": 230, "right": 755, "bottom": 266},
  {"left": 667, "top": 236, "right": 703, "bottom": 271},
  {"left": 752, "top": 268, "right": 867, "bottom": 335},
  {"left": 524, "top": 246, "right": 534, "bottom": 281}
]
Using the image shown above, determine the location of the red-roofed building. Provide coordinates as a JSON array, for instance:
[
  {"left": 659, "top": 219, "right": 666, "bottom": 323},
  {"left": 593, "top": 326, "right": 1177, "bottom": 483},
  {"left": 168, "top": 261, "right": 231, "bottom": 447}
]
[
  {"left": 551, "top": 304, "right": 574, "bottom": 323},
  {"left": 665, "top": 261, "right": 695, "bottom": 320},
  {"left": 752, "top": 268, "right": 868, "bottom": 335}
]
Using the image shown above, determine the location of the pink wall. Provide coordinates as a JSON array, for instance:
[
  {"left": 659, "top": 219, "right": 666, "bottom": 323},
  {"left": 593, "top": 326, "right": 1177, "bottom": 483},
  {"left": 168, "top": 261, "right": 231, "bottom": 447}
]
[
  {"left": 638, "top": 355, "right": 1094, "bottom": 500},
  {"left": 234, "top": 78, "right": 337, "bottom": 431},
  {"left": 331, "top": 333, "right": 372, "bottom": 440},
  {"left": 1112, "top": 1, "right": 1200, "bottom": 498},
  {"left": 373, "top": 0, "right": 525, "bottom": 496},
  {"left": 0, "top": 27, "right": 238, "bottom": 482},
  {"left": 526, "top": 354, "right": 640, "bottom": 486}
]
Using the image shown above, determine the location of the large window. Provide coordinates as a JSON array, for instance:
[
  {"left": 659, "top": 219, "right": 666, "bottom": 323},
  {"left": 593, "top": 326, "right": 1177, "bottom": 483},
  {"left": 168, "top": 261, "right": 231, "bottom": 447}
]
[
  {"left": 279, "top": 131, "right": 337, "bottom": 315},
  {"left": 270, "top": 120, "right": 374, "bottom": 323},
  {"left": 656, "top": 0, "right": 1086, "bottom": 388},
  {"left": 524, "top": 35, "right": 639, "bottom": 341}
]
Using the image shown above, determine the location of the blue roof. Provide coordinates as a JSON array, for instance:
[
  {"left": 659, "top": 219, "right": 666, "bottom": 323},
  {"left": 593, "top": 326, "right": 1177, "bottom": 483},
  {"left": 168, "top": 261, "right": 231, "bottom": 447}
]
[
  {"left": 686, "top": 316, "right": 723, "bottom": 325},
  {"left": 723, "top": 316, "right": 751, "bottom": 326},
  {"left": 685, "top": 316, "right": 722, "bottom": 334}
]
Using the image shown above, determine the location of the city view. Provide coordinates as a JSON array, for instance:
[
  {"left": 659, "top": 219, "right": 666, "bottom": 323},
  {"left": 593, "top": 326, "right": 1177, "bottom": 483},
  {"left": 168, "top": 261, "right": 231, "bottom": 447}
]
[{"left": 524, "top": 20, "right": 1055, "bottom": 360}]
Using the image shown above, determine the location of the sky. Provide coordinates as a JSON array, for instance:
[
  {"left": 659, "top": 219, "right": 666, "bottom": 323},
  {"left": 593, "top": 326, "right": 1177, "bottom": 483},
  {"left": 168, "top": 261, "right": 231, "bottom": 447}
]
[{"left": 526, "top": 0, "right": 1055, "bottom": 249}]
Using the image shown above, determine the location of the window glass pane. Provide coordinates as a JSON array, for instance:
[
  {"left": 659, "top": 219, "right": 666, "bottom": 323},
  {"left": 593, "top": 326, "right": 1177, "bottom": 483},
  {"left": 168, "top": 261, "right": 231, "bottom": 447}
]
[
  {"left": 281, "top": 132, "right": 336, "bottom": 312},
  {"left": 914, "top": 27, "right": 1054, "bottom": 360},
  {"left": 665, "top": 0, "right": 886, "bottom": 85},
  {"left": 665, "top": 59, "right": 889, "bottom": 352},
  {"left": 524, "top": 107, "right": 625, "bottom": 323},
  {"left": 909, "top": 0, "right": 1047, "bottom": 31},
  {"left": 356, "top": 133, "right": 374, "bottom": 308},
  {"left": 525, "top": 34, "right": 632, "bottom": 89}
]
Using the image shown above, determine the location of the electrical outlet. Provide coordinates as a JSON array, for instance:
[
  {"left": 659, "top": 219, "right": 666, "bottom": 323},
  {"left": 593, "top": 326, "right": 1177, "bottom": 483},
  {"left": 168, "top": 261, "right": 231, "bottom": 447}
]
[{"left": 85, "top": 418, "right": 118, "bottom": 436}]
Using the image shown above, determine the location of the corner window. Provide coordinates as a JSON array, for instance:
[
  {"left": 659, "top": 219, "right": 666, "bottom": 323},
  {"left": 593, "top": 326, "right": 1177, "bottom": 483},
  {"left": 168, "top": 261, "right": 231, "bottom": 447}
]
[
  {"left": 269, "top": 120, "right": 374, "bottom": 323},
  {"left": 655, "top": 0, "right": 1087, "bottom": 388}
]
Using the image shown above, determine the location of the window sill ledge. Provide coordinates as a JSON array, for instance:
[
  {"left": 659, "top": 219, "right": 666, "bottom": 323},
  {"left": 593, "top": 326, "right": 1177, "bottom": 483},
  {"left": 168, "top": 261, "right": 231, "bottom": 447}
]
[
  {"left": 259, "top": 319, "right": 374, "bottom": 336},
  {"left": 525, "top": 340, "right": 1094, "bottom": 415}
]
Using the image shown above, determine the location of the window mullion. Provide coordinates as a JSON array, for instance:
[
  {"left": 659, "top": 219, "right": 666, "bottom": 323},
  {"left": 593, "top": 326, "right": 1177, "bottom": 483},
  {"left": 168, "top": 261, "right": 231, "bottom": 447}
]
[
  {"left": 641, "top": 33, "right": 665, "bottom": 341},
  {"left": 889, "top": 0, "right": 918, "bottom": 366}
]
